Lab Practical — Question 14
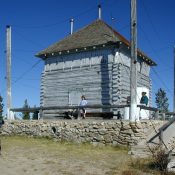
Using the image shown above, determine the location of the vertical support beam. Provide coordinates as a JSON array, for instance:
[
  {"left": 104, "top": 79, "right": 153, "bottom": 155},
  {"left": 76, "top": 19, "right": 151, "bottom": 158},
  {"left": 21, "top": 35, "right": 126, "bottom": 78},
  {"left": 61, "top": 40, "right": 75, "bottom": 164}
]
[
  {"left": 39, "top": 109, "right": 43, "bottom": 120},
  {"left": 162, "top": 112, "right": 165, "bottom": 120},
  {"left": 70, "top": 18, "right": 74, "bottom": 35},
  {"left": 174, "top": 46, "right": 175, "bottom": 112},
  {"left": 0, "top": 139, "right": 1, "bottom": 155},
  {"left": 6, "top": 25, "right": 13, "bottom": 120},
  {"left": 159, "top": 129, "right": 163, "bottom": 146},
  {"left": 130, "top": 0, "right": 138, "bottom": 121},
  {"left": 98, "top": 4, "right": 102, "bottom": 20},
  {"left": 154, "top": 110, "right": 159, "bottom": 119}
]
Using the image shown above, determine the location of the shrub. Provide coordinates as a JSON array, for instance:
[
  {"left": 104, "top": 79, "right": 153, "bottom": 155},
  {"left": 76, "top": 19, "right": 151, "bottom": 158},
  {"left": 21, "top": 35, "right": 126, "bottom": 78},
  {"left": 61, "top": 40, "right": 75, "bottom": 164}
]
[{"left": 149, "top": 145, "right": 171, "bottom": 172}]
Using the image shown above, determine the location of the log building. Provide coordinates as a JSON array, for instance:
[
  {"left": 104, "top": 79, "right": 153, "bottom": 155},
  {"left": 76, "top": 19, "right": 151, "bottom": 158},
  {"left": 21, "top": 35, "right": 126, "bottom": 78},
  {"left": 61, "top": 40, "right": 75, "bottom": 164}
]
[{"left": 36, "top": 20, "right": 156, "bottom": 119}]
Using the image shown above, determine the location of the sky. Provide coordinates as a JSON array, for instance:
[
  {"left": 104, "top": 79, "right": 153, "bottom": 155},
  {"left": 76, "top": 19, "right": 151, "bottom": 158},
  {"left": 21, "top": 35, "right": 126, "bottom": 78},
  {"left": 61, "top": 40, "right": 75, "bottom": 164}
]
[{"left": 0, "top": 0, "right": 175, "bottom": 114}]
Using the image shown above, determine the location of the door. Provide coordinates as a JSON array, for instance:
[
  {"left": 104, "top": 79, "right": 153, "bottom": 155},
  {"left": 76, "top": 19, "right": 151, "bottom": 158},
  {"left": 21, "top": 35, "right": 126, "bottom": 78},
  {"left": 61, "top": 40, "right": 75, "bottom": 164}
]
[{"left": 68, "top": 90, "right": 83, "bottom": 106}]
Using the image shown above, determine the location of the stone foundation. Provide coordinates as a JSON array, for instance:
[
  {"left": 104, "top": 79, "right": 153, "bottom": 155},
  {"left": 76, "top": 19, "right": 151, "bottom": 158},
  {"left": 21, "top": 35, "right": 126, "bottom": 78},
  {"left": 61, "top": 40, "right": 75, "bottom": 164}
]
[{"left": 0, "top": 120, "right": 164, "bottom": 146}]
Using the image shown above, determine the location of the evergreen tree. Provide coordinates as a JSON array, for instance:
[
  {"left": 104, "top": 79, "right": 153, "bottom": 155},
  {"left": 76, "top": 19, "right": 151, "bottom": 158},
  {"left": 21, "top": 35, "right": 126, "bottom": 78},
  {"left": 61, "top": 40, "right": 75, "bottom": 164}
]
[
  {"left": 0, "top": 95, "right": 4, "bottom": 121},
  {"left": 22, "top": 99, "right": 30, "bottom": 120},
  {"left": 155, "top": 88, "right": 169, "bottom": 112}
]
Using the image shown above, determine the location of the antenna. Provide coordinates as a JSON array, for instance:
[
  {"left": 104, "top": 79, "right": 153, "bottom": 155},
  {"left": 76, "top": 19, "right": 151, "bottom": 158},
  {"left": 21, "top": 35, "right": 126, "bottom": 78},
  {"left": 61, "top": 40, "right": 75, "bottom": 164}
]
[
  {"left": 110, "top": 13, "right": 115, "bottom": 27},
  {"left": 98, "top": 4, "right": 102, "bottom": 20}
]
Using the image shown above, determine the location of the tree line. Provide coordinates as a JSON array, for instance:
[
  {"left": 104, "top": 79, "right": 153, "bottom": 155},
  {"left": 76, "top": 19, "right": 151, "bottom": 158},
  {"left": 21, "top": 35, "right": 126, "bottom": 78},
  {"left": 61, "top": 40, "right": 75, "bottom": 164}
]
[{"left": 0, "top": 98, "right": 38, "bottom": 120}]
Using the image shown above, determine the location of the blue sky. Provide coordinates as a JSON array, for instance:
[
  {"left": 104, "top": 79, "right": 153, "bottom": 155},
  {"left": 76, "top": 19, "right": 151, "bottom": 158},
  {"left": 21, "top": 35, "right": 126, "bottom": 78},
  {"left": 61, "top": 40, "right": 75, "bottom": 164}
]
[{"left": 0, "top": 0, "right": 175, "bottom": 113}]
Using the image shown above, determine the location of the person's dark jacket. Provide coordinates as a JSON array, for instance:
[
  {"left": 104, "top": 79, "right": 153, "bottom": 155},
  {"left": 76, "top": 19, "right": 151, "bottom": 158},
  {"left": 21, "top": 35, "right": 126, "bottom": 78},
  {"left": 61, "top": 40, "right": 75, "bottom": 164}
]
[{"left": 140, "top": 95, "right": 148, "bottom": 106}]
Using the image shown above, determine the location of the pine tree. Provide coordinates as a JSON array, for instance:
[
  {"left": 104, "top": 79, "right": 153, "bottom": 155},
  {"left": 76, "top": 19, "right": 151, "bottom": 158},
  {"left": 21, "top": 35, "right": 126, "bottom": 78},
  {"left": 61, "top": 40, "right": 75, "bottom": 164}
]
[
  {"left": 22, "top": 99, "right": 30, "bottom": 120},
  {"left": 155, "top": 88, "right": 169, "bottom": 112}
]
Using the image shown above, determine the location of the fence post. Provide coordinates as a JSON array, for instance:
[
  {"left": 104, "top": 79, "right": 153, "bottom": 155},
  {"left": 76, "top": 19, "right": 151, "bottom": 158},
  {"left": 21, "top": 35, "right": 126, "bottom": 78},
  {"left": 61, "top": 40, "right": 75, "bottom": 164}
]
[
  {"left": 162, "top": 113, "right": 165, "bottom": 120},
  {"left": 77, "top": 108, "right": 81, "bottom": 120},
  {"left": 39, "top": 109, "right": 43, "bottom": 120},
  {"left": 154, "top": 110, "right": 159, "bottom": 119},
  {"left": 159, "top": 129, "right": 163, "bottom": 146}
]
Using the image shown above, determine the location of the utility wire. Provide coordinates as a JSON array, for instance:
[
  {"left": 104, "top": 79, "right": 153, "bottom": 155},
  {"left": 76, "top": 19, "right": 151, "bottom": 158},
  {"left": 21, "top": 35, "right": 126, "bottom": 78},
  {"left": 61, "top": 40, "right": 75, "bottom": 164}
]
[
  {"left": 8, "top": 1, "right": 124, "bottom": 90},
  {"left": 11, "top": 60, "right": 41, "bottom": 84},
  {"left": 0, "top": 59, "right": 42, "bottom": 94},
  {"left": 118, "top": 52, "right": 151, "bottom": 120},
  {"left": 138, "top": 25, "right": 162, "bottom": 60},
  {"left": 13, "top": 59, "right": 42, "bottom": 84},
  {"left": 138, "top": 27, "right": 173, "bottom": 97},
  {"left": 137, "top": 24, "right": 173, "bottom": 97},
  {"left": 11, "top": 0, "right": 118, "bottom": 29},
  {"left": 140, "top": 0, "right": 162, "bottom": 43},
  {"left": 11, "top": 77, "right": 40, "bottom": 81},
  {"left": 12, "top": 0, "right": 107, "bottom": 29},
  {"left": 13, "top": 28, "right": 46, "bottom": 48},
  {"left": 11, "top": 53, "right": 37, "bottom": 67},
  {"left": 151, "top": 67, "right": 173, "bottom": 96},
  {"left": 13, "top": 82, "right": 40, "bottom": 90},
  {"left": 138, "top": 24, "right": 174, "bottom": 63}
]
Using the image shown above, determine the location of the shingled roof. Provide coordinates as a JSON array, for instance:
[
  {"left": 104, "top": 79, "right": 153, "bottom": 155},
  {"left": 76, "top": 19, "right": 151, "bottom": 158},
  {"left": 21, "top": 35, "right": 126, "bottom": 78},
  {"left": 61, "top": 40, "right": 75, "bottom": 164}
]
[{"left": 36, "top": 20, "right": 156, "bottom": 66}]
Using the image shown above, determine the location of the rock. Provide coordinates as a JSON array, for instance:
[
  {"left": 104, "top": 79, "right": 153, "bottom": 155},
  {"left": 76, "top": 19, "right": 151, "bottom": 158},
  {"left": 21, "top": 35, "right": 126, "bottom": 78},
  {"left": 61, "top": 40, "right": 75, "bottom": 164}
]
[
  {"left": 0, "top": 120, "right": 165, "bottom": 148},
  {"left": 167, "top": 161, "right": 175, "bottom": 173}
]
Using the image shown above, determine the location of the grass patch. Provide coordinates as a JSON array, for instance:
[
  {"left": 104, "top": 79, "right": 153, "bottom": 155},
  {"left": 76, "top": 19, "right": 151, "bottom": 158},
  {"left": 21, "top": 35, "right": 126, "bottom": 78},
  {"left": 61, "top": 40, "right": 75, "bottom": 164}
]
[
  {"left": 131, "top": 157, "right": 175, "bottom": 175},
  {"left": 1, "top": 135, "right": 175, "bottom": 175}
]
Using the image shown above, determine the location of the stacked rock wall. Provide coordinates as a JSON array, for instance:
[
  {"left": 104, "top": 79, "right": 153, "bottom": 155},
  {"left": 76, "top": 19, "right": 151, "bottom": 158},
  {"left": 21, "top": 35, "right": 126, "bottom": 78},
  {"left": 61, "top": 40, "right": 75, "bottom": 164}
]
[{"left": 0, "top": 120, "right": 164, "bottom": 146}]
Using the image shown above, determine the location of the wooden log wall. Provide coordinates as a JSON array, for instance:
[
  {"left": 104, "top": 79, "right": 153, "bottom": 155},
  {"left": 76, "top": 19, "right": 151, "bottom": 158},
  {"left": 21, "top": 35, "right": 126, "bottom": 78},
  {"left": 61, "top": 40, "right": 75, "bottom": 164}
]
[
  {"left": 41, "top": 48, "right": 115, "bottom": 117},
  {"left": 40, "top": 46, "right": 152, "bottom": 118},
  {"left": 116, "top": 47, "right": 151, "bottom": 115}
]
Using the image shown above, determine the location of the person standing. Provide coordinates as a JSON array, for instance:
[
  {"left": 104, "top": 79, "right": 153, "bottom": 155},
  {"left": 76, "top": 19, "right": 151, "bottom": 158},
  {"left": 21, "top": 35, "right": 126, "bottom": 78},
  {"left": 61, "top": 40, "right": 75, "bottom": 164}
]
[
  {"left": 140, "top": 92, "right": 148, "bottom": 106},
  {"left": 79, "top": 95, "right": 87, "bottom": 119},
  {"left": 139, "top": 92, "right": 149, "bottom": 120}
]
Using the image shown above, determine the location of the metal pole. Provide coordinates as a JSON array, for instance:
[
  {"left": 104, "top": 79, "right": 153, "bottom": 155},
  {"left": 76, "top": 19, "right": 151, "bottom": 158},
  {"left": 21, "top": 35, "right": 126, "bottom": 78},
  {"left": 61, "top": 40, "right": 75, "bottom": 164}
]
[
  {"left": 70, "top": 18, "right": 74, "bottom": 35},
  {"left": 6, "top": 25, "right": 13, "bottom": 120},
  {"left": 98, "top": 4, "right": 102, "bottom": 20},
  {"left": 130, "top": 0, "right": 138, "bottom": 121},
  {"left": 174, "top": 46, "right": 175, "bottom": 112}
]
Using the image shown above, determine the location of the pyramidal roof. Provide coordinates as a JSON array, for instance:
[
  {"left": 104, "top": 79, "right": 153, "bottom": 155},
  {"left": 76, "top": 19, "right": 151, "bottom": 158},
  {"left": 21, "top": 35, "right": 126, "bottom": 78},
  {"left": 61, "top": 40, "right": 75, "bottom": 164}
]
[{"left": 36, "top": 20, "right": 156, "bottom": 66}]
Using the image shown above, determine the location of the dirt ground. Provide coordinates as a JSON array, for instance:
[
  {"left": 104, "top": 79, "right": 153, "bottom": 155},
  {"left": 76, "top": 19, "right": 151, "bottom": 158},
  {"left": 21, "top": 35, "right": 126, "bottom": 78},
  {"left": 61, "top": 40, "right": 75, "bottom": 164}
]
[{"left": 0, "top": 136, "right": 153, "bottom": 175}]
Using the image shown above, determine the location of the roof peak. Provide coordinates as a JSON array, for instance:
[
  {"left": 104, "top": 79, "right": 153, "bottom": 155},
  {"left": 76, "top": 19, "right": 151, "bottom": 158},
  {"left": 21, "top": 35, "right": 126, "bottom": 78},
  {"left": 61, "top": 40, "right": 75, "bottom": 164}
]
[{"left": 36, "top": 19, "right": 156, "bottom": 66}]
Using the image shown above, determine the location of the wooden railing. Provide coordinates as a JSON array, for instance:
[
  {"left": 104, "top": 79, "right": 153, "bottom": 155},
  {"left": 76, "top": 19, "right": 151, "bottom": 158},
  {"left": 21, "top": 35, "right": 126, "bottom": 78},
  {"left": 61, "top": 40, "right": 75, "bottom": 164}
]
[
  {"left": 10, "top": 104, "right": 130, "bottom": 119},
  {"left": 10, "top": 104, "right": 130, "bottom": 113},
  {"left": 148, "top": 114, "right": 175, "bottom": 147},
  {"left": 10, "top": 104, "right": 159, "bottom": 112},
  {"left": 10, "top": 104, "right": 173, "bottom": 120}
]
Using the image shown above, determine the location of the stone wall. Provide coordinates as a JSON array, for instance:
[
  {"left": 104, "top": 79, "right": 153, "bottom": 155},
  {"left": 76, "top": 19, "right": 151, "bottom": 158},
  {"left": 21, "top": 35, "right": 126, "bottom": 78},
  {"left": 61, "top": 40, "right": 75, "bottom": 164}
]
[{"left": 0, "top": 120, "right": 164, "bottom": 146}]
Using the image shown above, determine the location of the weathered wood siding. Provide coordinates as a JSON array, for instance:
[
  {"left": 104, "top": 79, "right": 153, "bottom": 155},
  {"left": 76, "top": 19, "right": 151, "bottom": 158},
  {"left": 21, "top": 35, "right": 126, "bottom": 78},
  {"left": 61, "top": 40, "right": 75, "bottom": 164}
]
[
  {"left": 41, "top": 48, "right": 115, "bottom": 117},
  {"left": 40, "top": 45, "right": 152, "bottom": 118},
  {"left": 115, "top": 46, "right": 151, "bottom": 109}
]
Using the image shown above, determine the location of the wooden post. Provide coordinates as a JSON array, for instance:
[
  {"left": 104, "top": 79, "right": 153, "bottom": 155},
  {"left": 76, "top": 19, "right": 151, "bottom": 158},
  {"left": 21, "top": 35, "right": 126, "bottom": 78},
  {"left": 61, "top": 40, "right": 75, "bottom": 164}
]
[
  {"left": 159, "top": 129, "right": 163, "bottom": 146},
  {"left": 174, "top": 46, "right": 175, "bottom": 112},
  {"left": 39, "top": 109, "right": 43, "bottom": 120},
  {"left": 154, "top": 110, "right": 159, "bottom": 119},
  {"left": 162, "top": 112, "right": 165, "bottom": 120},
  {"left": 0, "top": 139, "right": 1, "bottom": 155},
  {"left": 6, "top": 25, "right": 13, "bottom": 120},
  {"left": 130, "top": 0, "right": 138, "bottom": 121}
]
